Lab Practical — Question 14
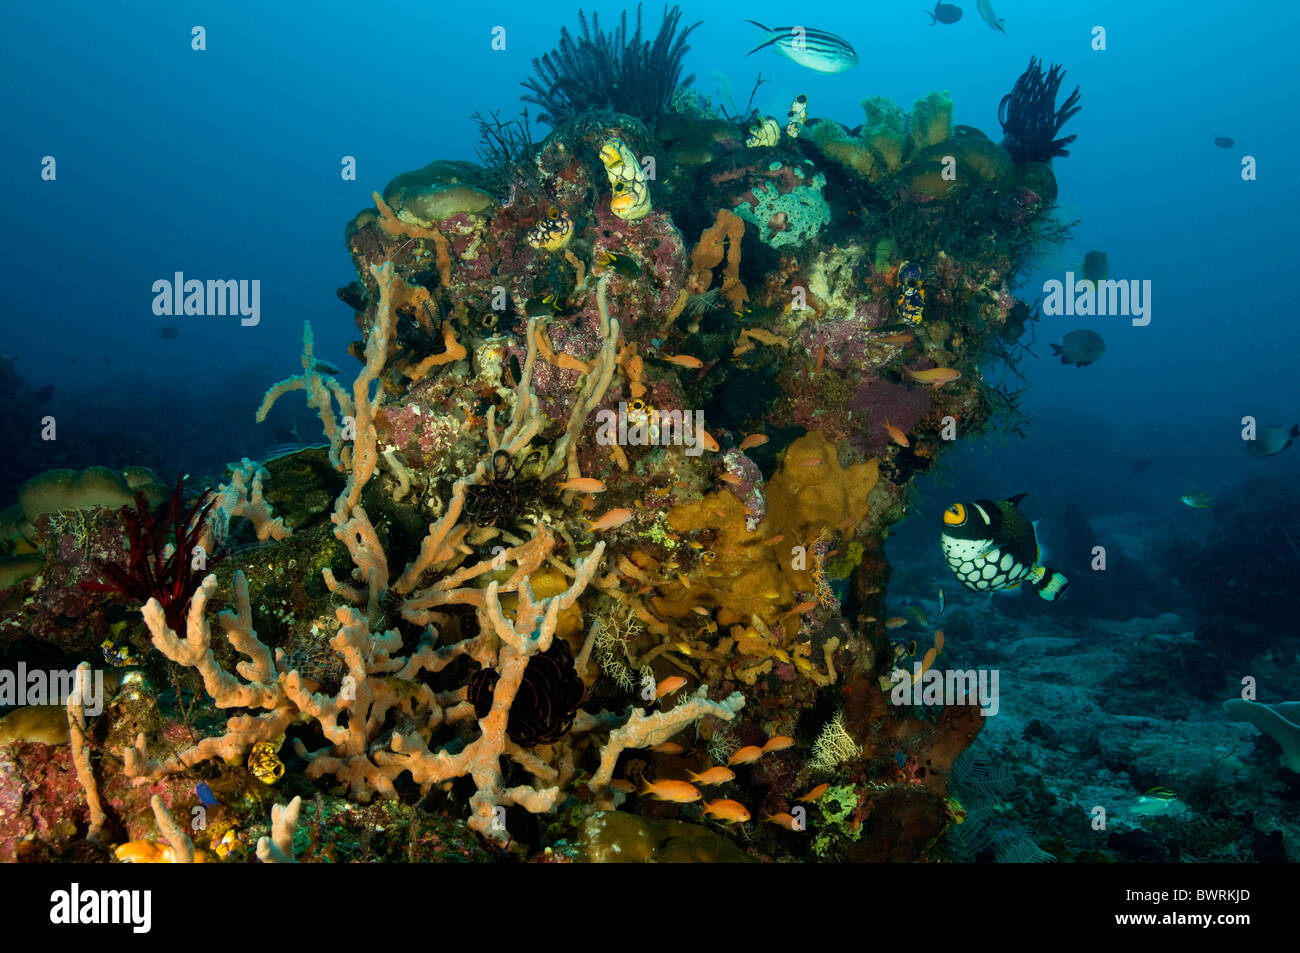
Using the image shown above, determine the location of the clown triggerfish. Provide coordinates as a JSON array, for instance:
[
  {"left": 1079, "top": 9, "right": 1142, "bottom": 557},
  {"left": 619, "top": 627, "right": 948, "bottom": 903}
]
[{"left": 940, "top": 494, "right": 1068, "bottom": 600}]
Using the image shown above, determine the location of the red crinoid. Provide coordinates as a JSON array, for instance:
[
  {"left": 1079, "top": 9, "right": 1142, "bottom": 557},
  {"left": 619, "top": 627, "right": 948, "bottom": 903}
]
[{"left": 81, "top": 476, "right": 220, "bottom": 632}]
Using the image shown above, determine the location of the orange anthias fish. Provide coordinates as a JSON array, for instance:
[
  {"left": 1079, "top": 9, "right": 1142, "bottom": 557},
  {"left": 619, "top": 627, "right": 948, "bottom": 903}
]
[
  {"left": 797, "top": 783, "right": 831, "bottom": 803},
  {"left": 649, "top": 742, "right": 686, "bottom": 755},
  {"left": 875, "top": 332, "right": 914, "bottom": 344},
  {"left": 662, "top": 353, "right": 704, "bottom": 369},
  {"left": 761, "top": 735, "right": 795, "bottom": 753},
  {"left": 718, "top": 472, "right": 743, "bottom": 486},
  {"left": 702, "top": 799, "right": 751, "bottom": 823},
  {"left": 883, "top": 419, "right": 910, "bottom": 448},
  {"left": 585, "top": 508, "right": 634, "bottom": 531},
  {"left": 904, "top": 366, "right": 962, "bottom": 386},
  {"left": 779, "top": 601, "right": 816, "bottom": 620},
  {"left": 656, "top": 675, "right": 687, "bottom": 699},
  {"left": 688, "top": 766, "right": 736, "bottom": 785},
  {"left": 738, "top": 433, "right": 769, "bottom": 451},
  {"left": 639, "top": 778, "right": 703, "bottom": 803},
  {"left": 762, "top": 812, "right": 802, "bottom": 830},
  {"left": 727, "top": 745, "right": 764, "bottom": 766},
  {"left": 559, "top": 477, "right": 607, "bottom": 493},
  {"left": 698, "top": 425, "right": 720, "bottom": 453},
  {"left": 885, "top": 616, "right": 909, "bottom": 629}
]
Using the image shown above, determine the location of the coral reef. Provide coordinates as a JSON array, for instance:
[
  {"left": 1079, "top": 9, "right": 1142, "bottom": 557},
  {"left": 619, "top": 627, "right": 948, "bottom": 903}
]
[{"left": 0, "top": 41, "right": 1088, "bottom": 865}]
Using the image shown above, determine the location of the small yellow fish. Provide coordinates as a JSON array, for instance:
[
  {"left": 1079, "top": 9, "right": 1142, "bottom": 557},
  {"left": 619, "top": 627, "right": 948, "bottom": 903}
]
[
  {"left": 727, "top": 745, "right": 765, "bottom": 766},
  {"left": 639, "top": 778, "right": 702, "bottom": 803},
  {"left": 738, "top": 433, "right": 769, "bottom": 451},
  {"left": 585, "top": 508, "right": 634, "bottom": 531},
  {"left": 761, "top": 735, "right": 795, "bottom": 753},
  {"left": 559, "top": 477, "right": 607, "bottom": 493},
  {"left": 688, "top": 766, "right": 736, "bottom": 786},
  {"left": 656, "top": 675, "right": 688, "bottom": 699},
  {"left": 662, "top": 353, "right": 704, "bottom": 369},
  {"left": 702, "top": 799, "right": 751, "bottom": 823},
  {"left": 904, "top": 366, "right": 962, "bottom": 386},
  {"left": 883, "top": 419, "right": 910, "bottom": 448}
]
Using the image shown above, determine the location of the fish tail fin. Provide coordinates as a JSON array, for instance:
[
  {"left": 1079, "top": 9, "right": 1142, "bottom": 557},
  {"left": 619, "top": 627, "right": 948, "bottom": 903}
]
[
  {"left": 1030, "top": 566, "right": 1069, "bottom": 601},
  {"left": 1050, "top": 342, "right": 1062, "bottom": 359},
  {"left": 1291, "top": 424, "right": 1299, "bottom": 439},
  {"left": 745, "top": 21, "right": 781, "bottom": 55},
  {"left": 925, "top": 10, "right": 936, "bottom": 24}
]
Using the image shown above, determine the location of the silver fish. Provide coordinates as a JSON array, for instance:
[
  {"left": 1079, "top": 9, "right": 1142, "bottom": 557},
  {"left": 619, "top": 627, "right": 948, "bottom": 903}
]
[
  {"left": 1246, "top": 424, "right": 1299, "bottom": 458},
  {"left": 977, "top": 0, "right": 1007, "bottom": 33},
  {"left": 746, "top": 21, "right": 858, "bottom": 73}
]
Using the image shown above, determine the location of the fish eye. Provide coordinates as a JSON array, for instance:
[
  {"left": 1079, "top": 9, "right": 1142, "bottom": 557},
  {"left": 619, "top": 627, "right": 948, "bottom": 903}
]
[
  {"left": 943, "top": 503, "right": 966, "bottom": 525},
  {"left": 481, "top": 313, "right": 497, "bottom": 328},
  {"left": 701, "top": 551, "right": 716, "bottom": 561},
  {"left": 547, "top": 206, "right": 560, "bottom": 220}
]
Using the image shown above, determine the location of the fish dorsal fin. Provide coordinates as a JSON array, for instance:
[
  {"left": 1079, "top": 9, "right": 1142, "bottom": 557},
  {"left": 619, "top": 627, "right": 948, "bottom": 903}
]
[{"left": 1005, "top": 492, "right": 1028, "bottom": 508}]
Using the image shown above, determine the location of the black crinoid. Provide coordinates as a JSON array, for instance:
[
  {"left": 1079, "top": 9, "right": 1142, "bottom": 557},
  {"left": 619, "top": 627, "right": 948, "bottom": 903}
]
[
  {"left": 997, "top": 57, "right": 1082, "bottom": 163},
  {"left": 521, "top": 4, "right": 701, "bottom": 127},
  {"left": 463, "top": 448, "right": 542, "bottom": 527},
  {"left": 467, "top": 639, "right": 587, "bottom": 747}
]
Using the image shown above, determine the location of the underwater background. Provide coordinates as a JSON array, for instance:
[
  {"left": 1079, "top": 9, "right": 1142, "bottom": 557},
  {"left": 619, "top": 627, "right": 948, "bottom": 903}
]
[{"left": 1, "top": 0, "right": 1297, "bottom": 863}]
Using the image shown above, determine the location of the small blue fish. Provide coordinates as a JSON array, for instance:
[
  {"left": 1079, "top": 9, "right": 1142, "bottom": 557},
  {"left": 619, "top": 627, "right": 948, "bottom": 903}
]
[
  {"left": 196, "top": 782, "right": 219, "bottom": 807},
  {"left": 1181, "top": 492, "right": 1213, "bottom": 509},
  {"left": 746, "top": 21, "right": 858, "bottom": 73},
  {"left": 895, "top": 750, "right": 907, "bottom": 768},
  {"left": 937, "top": 588, "right": 945, "bottom": 618}
]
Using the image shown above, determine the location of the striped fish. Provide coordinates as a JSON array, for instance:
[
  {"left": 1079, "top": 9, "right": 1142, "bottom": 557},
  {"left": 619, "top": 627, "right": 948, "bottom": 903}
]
[{"left": 745, "top": 21, "right": 858, "bottom": 74}]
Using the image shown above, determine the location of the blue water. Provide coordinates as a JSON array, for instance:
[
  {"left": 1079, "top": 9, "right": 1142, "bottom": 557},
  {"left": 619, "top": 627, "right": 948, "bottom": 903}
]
[{"left": 3, "top": 0, "right": 1297, "bottom": 507}]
